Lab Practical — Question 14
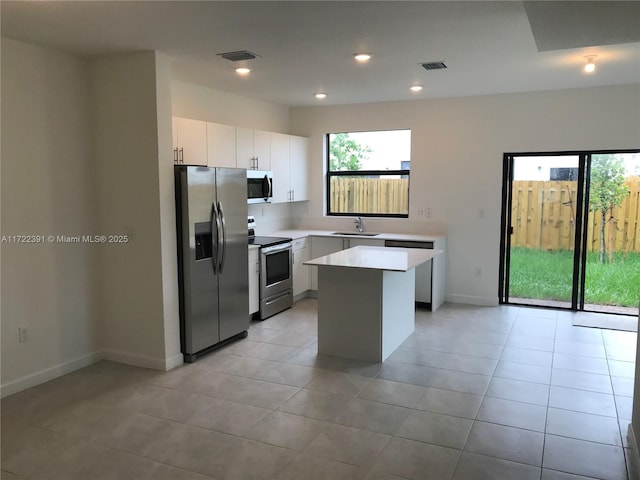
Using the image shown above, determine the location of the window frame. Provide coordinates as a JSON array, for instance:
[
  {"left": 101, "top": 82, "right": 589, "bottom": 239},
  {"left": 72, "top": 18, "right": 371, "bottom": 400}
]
[{"left": 325, "top": 132, "right": 411, "bottom": 218}]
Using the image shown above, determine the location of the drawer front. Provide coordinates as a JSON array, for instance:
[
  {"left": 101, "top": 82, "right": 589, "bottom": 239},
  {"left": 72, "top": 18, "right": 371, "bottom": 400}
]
[{"left": 293, "top": 237, "right": 308, "bottom": 250}]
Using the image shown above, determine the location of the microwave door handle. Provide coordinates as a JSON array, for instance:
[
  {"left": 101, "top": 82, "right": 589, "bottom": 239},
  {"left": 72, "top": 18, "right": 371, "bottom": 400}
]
[
  {"left": 262, "top": 174, "right": 271, "bottom": 201},
  {"left": 217, "top": 201, "right": 226, "bottom": 272},
  {"left": 210, "top": 202, "right": 218, "bottom": 274}
]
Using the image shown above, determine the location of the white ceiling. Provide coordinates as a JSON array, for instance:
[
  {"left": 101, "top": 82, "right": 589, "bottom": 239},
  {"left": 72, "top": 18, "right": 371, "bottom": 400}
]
[{"left": 2, "top": 1, "right": 639, "bottom": 107}]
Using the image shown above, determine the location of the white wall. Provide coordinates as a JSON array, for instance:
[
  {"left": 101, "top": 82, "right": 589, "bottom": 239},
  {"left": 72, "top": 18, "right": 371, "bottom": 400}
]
[
  {"left": 171, "top": 80, "right": 290, "bottom": 133},
  {"left": 1, "top": 39, "right": 100, "bottom": 395},
  {"left": 290, "top": 84, "right": 640, "bottom": 305},
  {"left": 91, "top": 51, "right": 180, "bottom": 370},
  {"left": 156, "top": 56, "right": 183, "bottom": 369}
]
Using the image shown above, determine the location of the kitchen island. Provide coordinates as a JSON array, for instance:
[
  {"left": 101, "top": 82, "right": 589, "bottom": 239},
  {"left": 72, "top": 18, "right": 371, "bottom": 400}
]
[{"left": 304, "top": 245, "right": 442, "bottom": 362}]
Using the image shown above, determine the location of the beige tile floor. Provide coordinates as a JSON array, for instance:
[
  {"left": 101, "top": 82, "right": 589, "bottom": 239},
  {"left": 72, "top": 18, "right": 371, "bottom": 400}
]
[{"left": 1, "top": 299, "right": 637, "bottom": 480}]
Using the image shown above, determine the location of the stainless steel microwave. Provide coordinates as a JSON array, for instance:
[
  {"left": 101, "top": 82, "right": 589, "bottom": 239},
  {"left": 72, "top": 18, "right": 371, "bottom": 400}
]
[{"left": 247, "top": 170, "right": 273, "bottom": 204}]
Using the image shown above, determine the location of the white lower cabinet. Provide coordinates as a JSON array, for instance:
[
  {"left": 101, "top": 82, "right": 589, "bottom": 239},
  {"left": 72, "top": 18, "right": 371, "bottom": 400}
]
[
  {"left": 310, "top": 236, "right": 346, "bottom": 290},
  {"left": 310, "top": 237, "right": 384, "bottom": 290},
  {"left": 292, "top": 237, "right": 311, "bottom": 298},
  {"left": 248, "top": 247, "right": 260, "bottom": 315}
]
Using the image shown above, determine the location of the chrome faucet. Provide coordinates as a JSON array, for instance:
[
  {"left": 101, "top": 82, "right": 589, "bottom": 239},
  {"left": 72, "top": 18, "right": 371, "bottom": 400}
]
[{"left": 354, "top": 216, "right": 364, "bottom": 233}]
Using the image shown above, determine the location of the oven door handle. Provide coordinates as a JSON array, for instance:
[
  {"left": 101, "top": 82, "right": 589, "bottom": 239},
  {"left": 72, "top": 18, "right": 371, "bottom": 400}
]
[
  {"left": 217, "top": 201, "right": 226, "bottom": 272},
  {"left": 261, "top": 242, "right": 292, "bottom": 255}
]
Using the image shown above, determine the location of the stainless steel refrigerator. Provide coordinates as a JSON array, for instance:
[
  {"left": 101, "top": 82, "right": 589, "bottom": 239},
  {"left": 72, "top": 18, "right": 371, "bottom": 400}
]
[{"left": 174, "top": 166, "right": 249, "bottom": 362}]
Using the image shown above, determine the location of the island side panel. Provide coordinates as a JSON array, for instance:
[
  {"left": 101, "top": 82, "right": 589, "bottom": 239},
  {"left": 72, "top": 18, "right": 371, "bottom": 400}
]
[
  {"left": 381, "top": 269, "right": 416, "bottom": 361},
  {"left": 432, "top": 238, "right": 446, "bottom": 311},
  {"left": 317, "top": 266, "right": 383, "bottom": 362}
]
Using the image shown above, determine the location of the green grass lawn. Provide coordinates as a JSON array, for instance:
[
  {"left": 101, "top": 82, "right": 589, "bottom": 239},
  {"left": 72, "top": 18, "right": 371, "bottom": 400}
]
[{"left": 508, "top": 247, "right": 640, "bottom": 307}]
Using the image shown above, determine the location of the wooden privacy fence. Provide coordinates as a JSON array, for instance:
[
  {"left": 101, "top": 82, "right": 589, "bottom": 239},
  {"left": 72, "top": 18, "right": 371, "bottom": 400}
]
[
  {"left": 330, "top": 177, "right": 409, "bottom": 215},
  {"left": 511, "top": 177, "right": 640, "bottom": 253}
]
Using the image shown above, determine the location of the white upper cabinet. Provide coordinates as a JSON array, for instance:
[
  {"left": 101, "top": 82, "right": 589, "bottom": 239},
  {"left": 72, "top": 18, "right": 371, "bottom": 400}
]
[
  {"left": 236, "top": 128, "right": 271, "bottom": 170},
  {"left": 172, "top": 117, "right": 207, "bottom": 166},
  {"left": 289, "top": 135, "right": 309, "bottom": 202},
  {"left": 253, "top": 130, "right": 271, "bottom": 170},
  {"left": 271, "top": 133, "right": 309, "bottom": 203},
  {"left": 235, "top": 127, "right": 254, "bottom": 169},
  {"left": 270, "top": 132, "right": 291, "bottom": 203},
  {"left": 207, "top": 122, "right": 236, "bottom": 168}
]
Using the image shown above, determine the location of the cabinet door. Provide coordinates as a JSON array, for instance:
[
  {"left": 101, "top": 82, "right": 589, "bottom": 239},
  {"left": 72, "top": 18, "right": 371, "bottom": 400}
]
[
  {"left": 174, "top": 117, "right": 207, "bottom": 166},
  {"left": 248, "top": 248, "right": 260, "bottom": 314},
  {"left": 310, "top": 236, "right": 346, "bottom": 290},
  {"left": 253, "top": 130, "right": 271, "bottom": 171},
  {"left": 293, "top": 239, "right": 311, "bottom": 297},
  {"left": 270, "top": 132, "right": 291, "bottom": 203},
  {"left": 289, "top": 136, "right": 309, "bottom": 201},
  {"left": 236, "top": 127, "right": 255, "bottom": 169},
  {"left": 207, "top": 123, "right": 236, "bottom": 168}
]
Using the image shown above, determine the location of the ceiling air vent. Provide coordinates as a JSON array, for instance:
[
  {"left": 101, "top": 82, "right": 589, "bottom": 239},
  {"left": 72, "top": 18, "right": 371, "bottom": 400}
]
[
  {"left": 217, "top": 50, "right": 260, "bottom": 62},
  {"left": 421, "top": 61, "right": 447, "bottom": 71}
]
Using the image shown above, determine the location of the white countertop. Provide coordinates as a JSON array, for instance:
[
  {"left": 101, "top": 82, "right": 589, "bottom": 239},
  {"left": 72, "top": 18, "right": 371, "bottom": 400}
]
[
  {"left": 304, "top": 245, "right": 442, "bottom": 272},
  {"left": 269, "top": 228, "right": 445, "bottom": 242}
]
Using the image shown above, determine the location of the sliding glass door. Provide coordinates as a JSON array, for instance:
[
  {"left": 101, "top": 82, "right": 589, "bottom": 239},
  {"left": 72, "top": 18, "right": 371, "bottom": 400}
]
[
  {"left": 500, "top": 150, "right": 640, "bottom": 316},
  {"left": 583, "top": 153, "right": 640, "bottom": 314}
]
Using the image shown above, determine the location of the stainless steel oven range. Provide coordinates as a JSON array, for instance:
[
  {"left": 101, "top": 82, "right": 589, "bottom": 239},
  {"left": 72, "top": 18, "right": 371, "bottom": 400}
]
[{"left": 249, "top": 235, "right": 293, "bottom": 320}]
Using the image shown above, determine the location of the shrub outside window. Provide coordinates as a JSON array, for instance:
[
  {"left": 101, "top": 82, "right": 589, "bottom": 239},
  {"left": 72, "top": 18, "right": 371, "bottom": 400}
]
[{"left": 326, "top": 130, "right": 411, "bottom": 217}]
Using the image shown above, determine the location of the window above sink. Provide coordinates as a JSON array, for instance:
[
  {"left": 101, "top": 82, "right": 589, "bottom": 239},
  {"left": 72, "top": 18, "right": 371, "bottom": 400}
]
[{"left": 326, "top": 129, "right": 411, "bottom": 219}]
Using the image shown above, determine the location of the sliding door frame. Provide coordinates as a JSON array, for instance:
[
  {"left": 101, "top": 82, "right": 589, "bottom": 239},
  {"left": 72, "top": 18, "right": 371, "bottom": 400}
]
[{"left": 499, "top": 148, "right": 639, "bottom": 313}]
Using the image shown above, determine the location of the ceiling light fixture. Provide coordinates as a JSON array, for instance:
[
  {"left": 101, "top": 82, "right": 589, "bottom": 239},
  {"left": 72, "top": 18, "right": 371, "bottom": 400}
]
[
  {"left": 235, "top": 67, "right": 251, "bottom": 75},
  {"left": 354, "top": 53, "right": 372, "bottom": 63},
  {"left": 314, "top": 93, "right": 327, "bottom": 99},
  {"left": 410, "top": 85, "right": 423, "bottom": 92},
  {"left": 584, "top": 56, "right": 597, "bottom": 73}
]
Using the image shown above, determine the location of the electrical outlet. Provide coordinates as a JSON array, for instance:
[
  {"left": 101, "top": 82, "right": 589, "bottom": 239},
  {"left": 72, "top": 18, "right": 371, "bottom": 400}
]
[
  {"left": 475, "top": 267, "right": 482, "bottom": 277},
  {"left": 417, "top": 209, "right": 424, "bottom": 216},
  {"left": 426, "top": 207, "right": 432, "bottom": 219},
  {"left": 18, "top": 327, "right": 28, "bottom": 343}
]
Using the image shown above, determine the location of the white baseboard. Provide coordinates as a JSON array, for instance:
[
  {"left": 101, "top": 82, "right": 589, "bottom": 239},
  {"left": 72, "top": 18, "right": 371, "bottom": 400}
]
[
  {"left": 1, "top": 349, "right": 184, "bottom": 398},
  {"left": 164, "top": 352, "right": 184, "bottom": 371},
  {"left": 628, "top": 423, "right": 640, "bottom": 480},
  {"left": 0, "top": 351, "right": 103, "bottom": 398},
  {"left": 101, "top": 349, "right": 169, "bottom": 371},
  {"left": 293, "top": 290, "right": 315, "bottom": 302},
  {"left": 445, "top": 294, "right": 499, "bottom": 307}
]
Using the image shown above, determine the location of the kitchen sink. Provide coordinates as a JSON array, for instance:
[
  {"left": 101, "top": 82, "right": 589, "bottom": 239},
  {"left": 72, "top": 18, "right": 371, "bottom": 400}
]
[{"left": 332, "top": 232, "right": 380, "bottom": 236}]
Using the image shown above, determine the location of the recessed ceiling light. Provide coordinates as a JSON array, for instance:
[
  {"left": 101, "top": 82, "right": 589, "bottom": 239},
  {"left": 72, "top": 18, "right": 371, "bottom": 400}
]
[
  {"left": 235, "top": 67, "right": 251, "bottom": 75},
  {"left": 314, "top": 93, "right": 327, "bottom": 99},
  {"left": 584, "top": 55, "right": 597, "bottom": 73},
  {"left": 410, "top": 85, "right": 423, "bottom": 92},
  {"left": 354, "top": 53, "right": 372, "bottom": 63}
]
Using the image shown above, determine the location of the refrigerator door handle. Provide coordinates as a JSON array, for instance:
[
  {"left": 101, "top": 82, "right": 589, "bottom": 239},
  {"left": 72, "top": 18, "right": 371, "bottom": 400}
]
[
  {"left": 217, "top": 201, "right": 226, "bottom": 272},
  {"left": 211, "top": 201, "right": 220, "bottom": 274}
]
